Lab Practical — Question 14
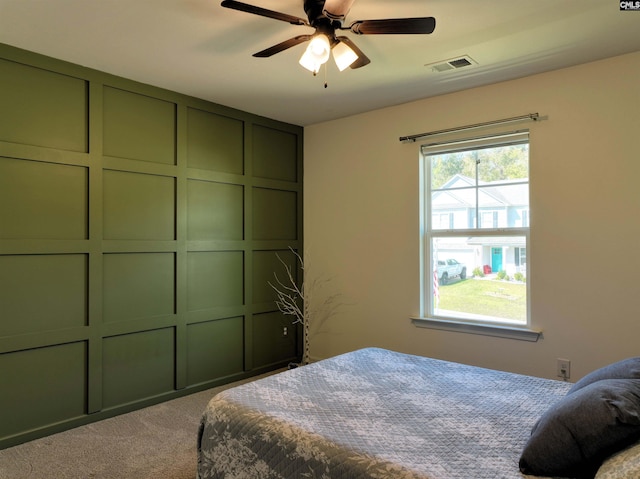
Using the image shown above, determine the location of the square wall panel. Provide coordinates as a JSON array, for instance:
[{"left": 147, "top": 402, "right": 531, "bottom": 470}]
[
  {"left": 103, "top": 87, "right": 176, "bottom": 165},
  {"left": 252, "top": 188, "right": 297, "bottom": 240},
  {"left": 0, "top": 157, "right": 88, "bottom": 240},
  {"left": 252, "top": 125, "right": 297, "bottom": 182},
  {"left": 187, "top": 108, "right": 243, "bottom": 174},
  {"left": 187, "top": 179, "right": 243, "bottom": 241},
  {"left": 0, "top": 254, "right": 87, "bottom": 336},
  {"left": 0, "top": 342, "right": 86, "bottom": 440},
  {"left": 252, "top": 249, "right": 298, "bottom": 304},
  {"left": 186, "top": 317, "right": 244, "bottom": 386},
  {"left": 103, "top": 170, "right": 175, "bottom": 240},
  {"left": 103, "top": 253, "right": 175, "bottom": 323},
  {"left": 187, "top": 251, "right": 244, "bottom": 311},
  {"left": 0, "top": 59, "right": 87, "bottom": 152},
  {"left": 102, "top": 329, "right": 175, "bottom": 409},
  {"left": 252, "top": 312, "right": 297, "bottom": 368}
]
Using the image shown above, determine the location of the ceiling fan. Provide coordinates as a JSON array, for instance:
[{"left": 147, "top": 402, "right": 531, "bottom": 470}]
[{"left": 220, "top": 0, "right": 436, "bottom": 74}]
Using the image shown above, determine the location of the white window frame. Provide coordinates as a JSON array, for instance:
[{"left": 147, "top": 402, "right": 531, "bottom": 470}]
[
  {"left": 480, "top": 210, "right": 499, "bottom": 228},
  {"left": 413, "top": 130, "right": 540, "bottom": 341}
]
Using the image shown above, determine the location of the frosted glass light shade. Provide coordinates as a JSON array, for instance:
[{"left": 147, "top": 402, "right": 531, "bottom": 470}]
[{"left": 299, "top": 34, "right": 331, "bottom": 73}]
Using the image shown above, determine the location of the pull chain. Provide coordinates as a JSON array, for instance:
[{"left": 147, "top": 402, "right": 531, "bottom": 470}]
[
  {"left": 309, "top": 64, "right": 329, "bottom": 88},
  {"left": 324, "top": 62, "right": 328, "bottom": 88}
]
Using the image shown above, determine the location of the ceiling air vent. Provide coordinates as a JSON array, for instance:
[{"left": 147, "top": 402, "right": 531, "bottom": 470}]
[{"left": 427, "top": 55, "right": 477, "bottom": 73}]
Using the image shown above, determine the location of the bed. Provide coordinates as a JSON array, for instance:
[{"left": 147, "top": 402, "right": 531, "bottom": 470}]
[{"left": 197, "top": 348, "right": 640, "bottom": 479}]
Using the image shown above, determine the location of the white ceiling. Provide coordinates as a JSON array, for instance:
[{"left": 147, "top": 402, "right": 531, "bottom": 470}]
[{"left": 1, "top": 0, "right": 639, "bottom": 126}]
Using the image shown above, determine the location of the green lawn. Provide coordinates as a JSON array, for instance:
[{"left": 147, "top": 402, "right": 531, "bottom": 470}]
[{"left": 437, "top": 278, "right": 526, "bottom": 321}]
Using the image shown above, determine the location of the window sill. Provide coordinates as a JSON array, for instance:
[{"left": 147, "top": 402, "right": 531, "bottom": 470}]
[{"left": 411, "top": 317, "right": 541, "bottom": 342}]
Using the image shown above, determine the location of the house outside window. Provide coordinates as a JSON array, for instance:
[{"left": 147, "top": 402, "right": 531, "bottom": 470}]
[{"left": 420, "top": 131, "right": 530, "bottom": 327}]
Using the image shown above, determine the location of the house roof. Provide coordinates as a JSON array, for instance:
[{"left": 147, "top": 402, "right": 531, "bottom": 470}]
[{"left": 433, "top": 174, "right": 528, "bottom": 209}]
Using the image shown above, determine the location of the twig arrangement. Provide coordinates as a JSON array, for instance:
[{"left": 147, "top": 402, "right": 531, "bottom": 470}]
[{"left": 268, "top": 248, "right": 341, "bottom": 365}]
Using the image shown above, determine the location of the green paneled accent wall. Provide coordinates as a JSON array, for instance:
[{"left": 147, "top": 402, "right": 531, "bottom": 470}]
[
  {"left": 103, "top": 170, "right": 176, "bottom": 240},
  {"left": 0, "top": 254, "right": 87, "bottom": 335},
  {"left": 187, "top": 180, "right": 244, "bottom": 241},
  {"left": 102, "top": 329, "right": 175, "bottom": 409},
  {"left": 103, "top": 253, "right": 175, "bottom": 323},
  {"left": 0, "top": 42, "right": 303, "bottom": 449},
  {"left": 253, "top": 188, "right": 298, "bottom": 240},
  {"left": 0, "top": 58, "right": 87, "bottom": 152},
  {"left": 253, "top": 125, "right": 298, "bottom": 182},
  {"left": 186, "top": 317, "right": 244, "bottom": 386},
  {"left": 103, "top": 87, "right": 176, "bottom": 165},
  {"left": 252, "top": 312, "right": 298, "bottom": 367},
  {"left": 0, "top": 342, "right": 86, "bottom": 440},
  {"left": 187, "top": 251, "right": 244, "bottom": 311},
  {"left": 187, "top": 108, "right": 244, "bottom": 174},
  {"left": 0, "top": 157, "right": 88, "bottom": 239}
]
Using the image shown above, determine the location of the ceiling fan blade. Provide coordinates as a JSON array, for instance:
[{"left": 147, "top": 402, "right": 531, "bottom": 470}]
[
  {"left": 253, "top": 35, "right": 313, "bottom": 58},
  {"left": 221, "top": 0, "right": 309, "bottom": 26},
  {"left": 347, "top": 17, "right": 436, "bottom": 35},
  {"left": 336, "top": 36, "right": 370, "bottom": 69}
]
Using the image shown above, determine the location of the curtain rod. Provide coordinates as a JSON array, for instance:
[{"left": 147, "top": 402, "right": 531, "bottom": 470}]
[{"left": 399, "top": 113, "right": 543, "bottom": 143}]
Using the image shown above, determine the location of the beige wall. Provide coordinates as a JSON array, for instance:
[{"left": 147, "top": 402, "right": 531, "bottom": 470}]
[{"left": 303, "top": 51, "right": 640, "bottom": 381}]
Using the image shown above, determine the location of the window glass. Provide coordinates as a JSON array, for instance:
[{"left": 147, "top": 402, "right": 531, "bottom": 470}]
[
  {"left": 431, "top": 235, "right": 527, "bottom": 324},
  {"left": 421, "top": 132, "right": 529, "bottom": 326}
]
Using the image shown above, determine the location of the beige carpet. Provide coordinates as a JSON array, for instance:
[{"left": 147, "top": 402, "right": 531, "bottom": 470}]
[{"left": 0, "top": 370, "right": 281, "bottom": 479}]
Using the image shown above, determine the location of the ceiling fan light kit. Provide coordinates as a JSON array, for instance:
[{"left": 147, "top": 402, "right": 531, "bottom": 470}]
[
  {"left": 299, "top": 31, "right": 359, "bottom": 74},
  {"left": 299, "top": 34, "right": 331, "bottom": 74},
  {"left": 221, "top": 0, "right": 436, "bottom": 78}
]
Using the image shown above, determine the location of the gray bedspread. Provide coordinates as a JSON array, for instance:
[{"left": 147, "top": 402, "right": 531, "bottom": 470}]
[{"left": 197, "top": 347, "right": 572, "bottom": 479}]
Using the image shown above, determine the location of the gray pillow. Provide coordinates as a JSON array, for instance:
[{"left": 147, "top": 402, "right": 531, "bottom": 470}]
[
  {"left": 519, "top": 379, "right": 640, "bottom": 479},
  {"left": 569, "top": 357, "right": 640, "bottom": 395}
]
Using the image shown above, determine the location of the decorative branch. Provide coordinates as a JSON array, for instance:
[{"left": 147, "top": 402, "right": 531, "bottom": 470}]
[
  {"left": 268, "top": 248, "right": 305, "bottom": 325},
  {"left": 268, "top": 247, "right": 342, "bottom": 366}
]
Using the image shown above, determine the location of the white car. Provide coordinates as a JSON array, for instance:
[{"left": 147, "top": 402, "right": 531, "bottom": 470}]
[{"left": 437, "top": 259, "right": 467, "bottom": 284}]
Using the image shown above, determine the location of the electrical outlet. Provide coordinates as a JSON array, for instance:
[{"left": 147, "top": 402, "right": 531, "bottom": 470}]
[
  {"left": 282, "top": 326, "right": 288, "bottom": 337},
  {"left": 557, "top": 358, "right": 571, "bottom": 380}
]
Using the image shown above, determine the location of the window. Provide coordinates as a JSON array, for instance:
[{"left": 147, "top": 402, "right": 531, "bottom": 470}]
[
  {"left": 433, "top": 212, "right": 453, "bottom": 229},
  {"left": 480, "top": 211, "right": 498, "bottom": 228},
  {"left": 419, "top": 131, "right": 530, "bottom": 328}
]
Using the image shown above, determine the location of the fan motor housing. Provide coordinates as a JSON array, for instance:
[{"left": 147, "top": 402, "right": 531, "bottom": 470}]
[{"left": 304, "top": 0, "right": 330, "bottom": 26}]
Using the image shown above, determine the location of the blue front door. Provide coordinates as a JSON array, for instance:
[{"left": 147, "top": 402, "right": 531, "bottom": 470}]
[{"left": 491, "top": 247, "right": 503, "bottom": 273}]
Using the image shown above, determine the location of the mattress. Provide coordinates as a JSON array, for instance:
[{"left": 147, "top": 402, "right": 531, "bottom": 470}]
[{"left": 197, "top": 347, "right": 573, "bottom": 478}]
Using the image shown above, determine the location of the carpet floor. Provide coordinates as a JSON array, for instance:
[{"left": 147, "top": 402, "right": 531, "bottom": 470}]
[{"left": 0, "top": 370, "right": 280, "bottom": 479}]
